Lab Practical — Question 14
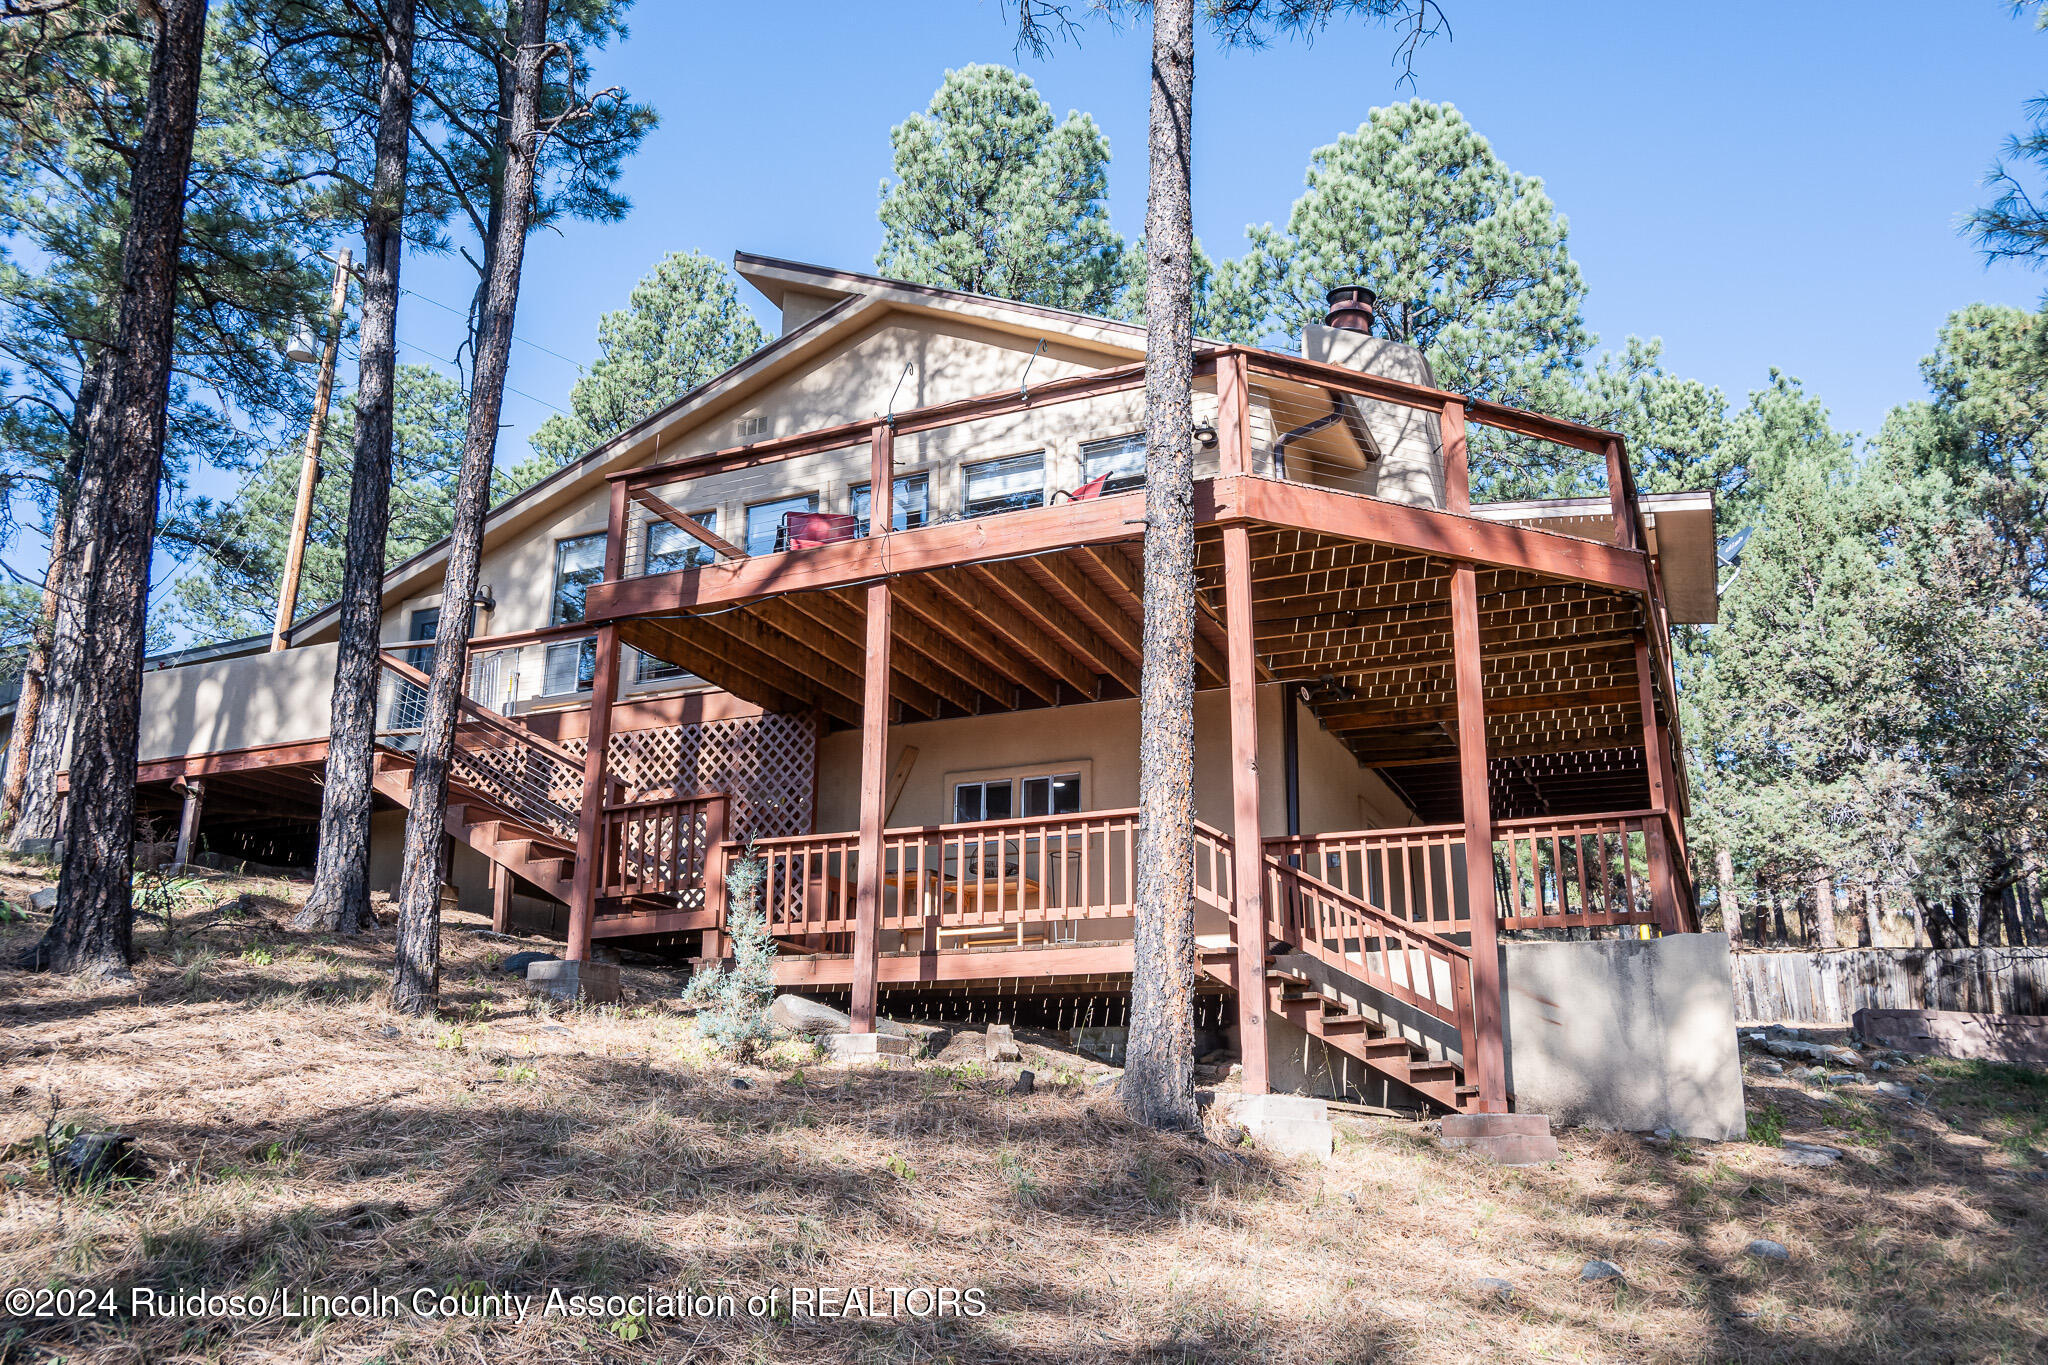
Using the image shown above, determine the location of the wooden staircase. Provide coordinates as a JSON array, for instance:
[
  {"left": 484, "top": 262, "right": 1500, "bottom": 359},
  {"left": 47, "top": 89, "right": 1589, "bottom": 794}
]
[
  {"left": 1266, "top": 964, "right": 1473, "bottom": 1111},
  {"left": 371, "top": 752, "right": 577, "bottom": 904}
]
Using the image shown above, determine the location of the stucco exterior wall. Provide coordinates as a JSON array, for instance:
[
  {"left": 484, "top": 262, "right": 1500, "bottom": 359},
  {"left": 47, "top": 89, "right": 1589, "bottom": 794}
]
[
  {"left": 1501, "top": 932, "right": 1747, "bottom": 1140},
  {"left": 814, "top": 683, "right": 1412, "bottom": 839},
  {"left": 136, "top": 642, "right": 339, "bottom": 763}
]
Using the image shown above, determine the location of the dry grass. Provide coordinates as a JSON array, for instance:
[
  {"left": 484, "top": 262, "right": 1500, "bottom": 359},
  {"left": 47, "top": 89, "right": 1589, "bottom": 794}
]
[{"left": 2, "top": 864, "right": 2046, "bottom": 1363}]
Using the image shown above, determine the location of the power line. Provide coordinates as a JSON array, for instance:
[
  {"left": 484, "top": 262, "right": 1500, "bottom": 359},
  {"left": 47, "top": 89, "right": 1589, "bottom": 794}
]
[
  {"left": 391, "top": 336, "right": 573, "bottom": 416},
  {"left": 398, "top": 284, "right": 587, "bottom": 369}
]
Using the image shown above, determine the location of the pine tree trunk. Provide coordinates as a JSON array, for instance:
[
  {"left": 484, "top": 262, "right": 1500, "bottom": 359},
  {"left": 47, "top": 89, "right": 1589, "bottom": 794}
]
[
  {"left": 390, "top": 0, "right": 549, "bottom": 1016},
  {"left": 1714, "top": 845, "right": 1740, "bottom": 945},
  {"left": 295, "top": 0, "right": 416, "bottom": 936},
  {"left": 1863, "top": 885, "right": 1882, "bottom": 949},
  {"left": 24, "top": 0, "right": 210, "bottom": 976},
  {"left": 1769, "top": 885, "right": 1788, "bottom": 945},
  {"left": 2, "top": 386, "right": 93, "bottom": 845},
  {"left": 1120, "top": 0, "right": 1200, "bottom": 1133},
  {"left": 1811, "top": 871, "right": 1839, "bottom": 949}
]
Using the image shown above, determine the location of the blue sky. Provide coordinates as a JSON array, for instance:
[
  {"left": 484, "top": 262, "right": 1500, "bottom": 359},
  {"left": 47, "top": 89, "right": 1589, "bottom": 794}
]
[{"left": 145, "top": 0, "right": 2048, "bottom": 621}]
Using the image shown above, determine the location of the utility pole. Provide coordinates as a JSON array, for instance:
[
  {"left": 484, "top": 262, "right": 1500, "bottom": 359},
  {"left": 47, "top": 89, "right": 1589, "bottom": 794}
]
[{"left": 271, "top": 248, "right": 353, "bottom": 652}]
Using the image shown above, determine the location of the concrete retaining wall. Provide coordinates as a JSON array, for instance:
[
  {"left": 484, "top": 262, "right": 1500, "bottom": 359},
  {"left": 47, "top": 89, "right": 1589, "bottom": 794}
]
[{"left": 1502, "top": 933, "right": 1746, "bottom": 1141}]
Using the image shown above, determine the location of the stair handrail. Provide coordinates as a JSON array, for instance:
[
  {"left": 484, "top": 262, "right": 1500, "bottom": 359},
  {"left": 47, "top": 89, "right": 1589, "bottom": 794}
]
[{"left": 1264, "top": 851, "right": 1471, "bottom": 963}]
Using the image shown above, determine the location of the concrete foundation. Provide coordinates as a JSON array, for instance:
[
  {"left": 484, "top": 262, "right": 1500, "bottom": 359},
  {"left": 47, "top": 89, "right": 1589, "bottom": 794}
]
[
  {"left": 524, "top": 959, "right": 621, "bottom": 1005},
  {"left": 1223, "top": 1093, "right": 1334, "bottom": 1160},
  {"left": 1502, "top": 932, "right": 1745, "bottom": 1140},
  {"left": 825, "top": 1032, "right": 914, "bottom": 1064}
]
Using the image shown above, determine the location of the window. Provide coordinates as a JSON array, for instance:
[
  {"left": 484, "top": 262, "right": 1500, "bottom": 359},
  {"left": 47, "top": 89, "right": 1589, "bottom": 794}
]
[
  {"left": 850, "top": 474, "right": 930, "bottom": 537},
  {"left": 644, "top": 511, "right": 720, "bottom": 575},
  {"left": 1022, "top": 772, "right": 1082, "bottom": 817},
  {"left": 736, "top": 414, "right": 769, "bottom": 440},
  {"left": 963, "top": 452, "right": 1044, "bottom": 518},
  {"left": 543, "top": 636, "right": 596, "bottom": 695},
  {"left": 953, "top": 779, "right": 1014, "bottom": 824},
  {"left": 550, "top": 533, "right": 605, "bottom": 625},
  {"left": 952, "top": 770, "right": 1081, "bottom": 823},
  {"left": 635, "top": 648, "right": 686, "bottom": 684},
  {"left": 404, "top": 607, "right": 439, "bottom": 671},
  {"left": 1081, "top": 433, "right": 1146, "bottom": 495},
  {"left": 745, "top": 494, "right": 819, "bottom": 556}
]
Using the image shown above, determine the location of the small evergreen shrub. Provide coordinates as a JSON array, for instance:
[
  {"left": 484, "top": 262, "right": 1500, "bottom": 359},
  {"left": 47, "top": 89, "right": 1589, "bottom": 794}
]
[{"left": 680, "top": 853, "right": 777, "bottom": 1056}]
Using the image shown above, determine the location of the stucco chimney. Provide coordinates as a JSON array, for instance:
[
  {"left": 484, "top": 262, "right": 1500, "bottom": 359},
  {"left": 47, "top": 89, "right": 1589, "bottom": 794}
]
[{"left": 1323, "top": 285, "right": 1376, "bottom": 333}]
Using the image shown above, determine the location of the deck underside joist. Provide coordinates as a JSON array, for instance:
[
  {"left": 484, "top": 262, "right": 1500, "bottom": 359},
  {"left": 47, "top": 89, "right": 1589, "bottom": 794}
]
[{"left": 609, "top": 485, "right": 1667, "bottom": 827}]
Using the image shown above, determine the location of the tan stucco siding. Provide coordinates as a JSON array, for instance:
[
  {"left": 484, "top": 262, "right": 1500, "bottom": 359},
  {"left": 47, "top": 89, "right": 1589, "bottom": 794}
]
[
  {"left": 136, "top": 642, "right": 339, "bottom": 763},
  {"left": 814, "top": 684, "right": 1413, "bottom": 839}
]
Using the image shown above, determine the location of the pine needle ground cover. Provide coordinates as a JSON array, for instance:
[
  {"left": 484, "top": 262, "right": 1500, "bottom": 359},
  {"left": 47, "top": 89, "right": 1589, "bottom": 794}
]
[{"left": 2, "top": 865, "right": 2045, "bottom": 1364}]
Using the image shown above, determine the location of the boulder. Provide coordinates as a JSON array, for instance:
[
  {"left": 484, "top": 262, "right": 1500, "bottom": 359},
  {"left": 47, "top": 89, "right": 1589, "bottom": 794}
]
[
  {"left": 1761, "top": 1039, "right": 1830, "bottom": 1062},
  {"left": 28, "top": 887, "right": 57, "bottom": 912},
  {"left": 53, "top": 1132, "right": 151, "bottom": 1190},
  {"left": 499, "top": 951, "right": 557, "bottom": 977},
  {"left": 1579, "top": 1260, "right": 1623, "bottom": 1283},
  {"left": 770, "top": 995, "right": 914, "bottom": 1039},
  {"left": 1779, "top": 1142, "right": 1842, "bottom": 1168},
  {"left": 1472, "top": 1277, "right": 1515, "bottom": 1302},
  {"left": 1747, "top": 1239, "right": 1790, "bottom": 1261}
]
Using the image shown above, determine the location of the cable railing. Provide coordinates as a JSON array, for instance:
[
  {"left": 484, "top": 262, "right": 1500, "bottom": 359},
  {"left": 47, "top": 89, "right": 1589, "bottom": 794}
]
[{"left": 373, "top": 651, "right": 590, "bottom": 843}]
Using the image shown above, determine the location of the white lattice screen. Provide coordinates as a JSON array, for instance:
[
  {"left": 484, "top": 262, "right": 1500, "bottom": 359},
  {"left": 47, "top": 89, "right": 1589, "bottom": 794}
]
[{"left": 562, "top": 713, "right": 815, "bottom": 841}]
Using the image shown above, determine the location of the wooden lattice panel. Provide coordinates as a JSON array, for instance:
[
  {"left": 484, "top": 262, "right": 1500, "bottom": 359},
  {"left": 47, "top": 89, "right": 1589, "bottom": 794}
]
[{"left": 563, "top": 712, "right": 814, "bottom": 842}]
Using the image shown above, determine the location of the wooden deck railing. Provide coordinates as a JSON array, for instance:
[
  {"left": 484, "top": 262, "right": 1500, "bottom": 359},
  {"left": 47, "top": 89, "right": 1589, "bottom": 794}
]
[
  {"left": 1263, "top": 811, "right": 1669, "bottom": 937},
  {"left": 597, "top": 791, "right": 726, "bottom": 906},
  {"left": 1263, "top": 851, "right": 1474, "bottom": 1056},
  {"left": 755, "top": 808, "right": 1160, "bottom": 945}
]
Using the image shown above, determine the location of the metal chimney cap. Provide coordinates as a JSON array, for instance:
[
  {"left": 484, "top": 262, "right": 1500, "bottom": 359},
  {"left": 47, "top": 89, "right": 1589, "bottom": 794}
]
[{"left": 1323, "top": 285, "right": 1377, "bottom": 333}]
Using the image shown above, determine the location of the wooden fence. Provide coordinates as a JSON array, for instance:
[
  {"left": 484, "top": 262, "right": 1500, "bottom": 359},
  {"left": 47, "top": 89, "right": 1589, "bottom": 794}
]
[{"left": 1731, "top": 947, "right": 2048, "bottom": 1024}]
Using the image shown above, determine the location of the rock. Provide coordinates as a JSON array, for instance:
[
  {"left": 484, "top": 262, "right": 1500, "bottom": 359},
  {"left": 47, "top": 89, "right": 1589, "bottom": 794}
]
[
  {"left": 1580, "top": 1260, "right": 1624, "bottom": 1283},
  {"left": 1747, "top": 1239, "right": 1790, "bottom": 1261},
  {"left": 376, "top": 1025, "right": 401, "bottom": 1039},
  {"left": 1744, "top": 1031, "right": 1768, "bottom": 1043},
  {"left": 730, "top": 1077, "right": 751, "bottom": 1090},
  {"left": 1780, "top": 1142, "right": 1842, "bottom": 1168},
  {"left": 499, "top": 951, "right": 558, "bottom": 977},
  {"left": 1653, "top": 1126, "right": 1678, "bottom": 1141},
  {"left": 985, "top": 1023, "right": 1022, "bottom": 1063},
  {"left": 1873, "top": 1081, "right": 1918, "bottom": 1102},
  {"left": 1822, "top": 1046, "right": 1864, "bottom": 1068},
  {"left": 1825, "top": 1072, "right": 1859, "bottom": 1085},
  {"left": 1752, "top": 1059, "right": 1785, "bottom": 1076},
  {"left": 53, "top": 1132, "right": 150, "bottom": 1189},
  {"left": 770, "top": 995, "right": 915, "bottom": 1039},
  {"left": 1012, "top": 1070, "right": 1034, "bottom": 1096},
  {"left": 1472, "top": 1277, "right": 1515, "bottom": 1301},
  {"left": 28, "top": 887, "right": 57, "bottom": 912},
  {"left": 1762, "top": 1039, "right": 1830, "bottom": 1062},
  {"left": 1090, "top": 1073, "right": 1116, "bottom": 1086},
  {"left": 1872, "top": 1060, "right": 1891, "bottom": 1072}
]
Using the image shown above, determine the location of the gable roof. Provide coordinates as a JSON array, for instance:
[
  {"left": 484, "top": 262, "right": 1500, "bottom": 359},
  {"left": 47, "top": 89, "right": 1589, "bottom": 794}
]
[{"left": 289, "top": 255, "right": 1147, "bottom": 644}]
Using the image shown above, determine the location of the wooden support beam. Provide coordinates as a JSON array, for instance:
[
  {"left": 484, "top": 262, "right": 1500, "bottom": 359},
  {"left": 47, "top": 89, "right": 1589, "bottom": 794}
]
[
  {"left": 1636, "top": 633, "right": 1682, "bottom": 932},
  {"left": 777, "top": 590, "right": 978, "bottom": 713},
  {"left": 891, "top": 575, "right": 1053, "bottom": 706},
  {"left": 1317, "top": 685, "right": 1641, "bottom": 731},
  {"left": 632, "top": 614, "right": 860, "bottom": 727},
  {"left": 566, "top": 624, "right": 621, "bottom": 964},
  {"left": 969, "top": 561, "right": 1138, "bottom": 693},
  {"left": 1450, "top": 563, "right": 1507, "bottom": 1113},
  {"left": 1223, "top": 525, "right": 1271, "bottom": 1095},
  {"left": 634, "top": 490, "right": 744, "bottom": 560},
  {"left": 1021, "top": 555, "right": 1145, "bottom": 671},
  {"left": 850, "top": 580, "right": 892, "bottom": 1031},
  {"left": 172, "top": 778, "right": 203, "bottom": 867},
  {"left": 912, "top": 573, "right": 1078, "bottom": 702},
  {"left": 714, "top": 598, "right": 940, "bottom": 719},
  {"left": 490, "top": 861, "right": 511, "bottom": 934},
  {"left": 1077, "top": 545, "right": 1235, "bottom": 687}
]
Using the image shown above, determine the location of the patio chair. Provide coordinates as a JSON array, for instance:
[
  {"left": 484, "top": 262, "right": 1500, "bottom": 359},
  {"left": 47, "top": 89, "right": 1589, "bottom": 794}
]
[
  {"left": 783, "top": 510, "right": 858, "bottom": 550},
  {"left": 1050, "top": 473, "right": 1111, "bottom": 504}
]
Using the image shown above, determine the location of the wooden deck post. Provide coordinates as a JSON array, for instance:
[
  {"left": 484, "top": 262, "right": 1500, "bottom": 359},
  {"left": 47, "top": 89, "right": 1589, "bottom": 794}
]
[
  {"left": 1222, "top": 524, "right": 1270, "bottom": 1094},
  {"left": 172, "top": 778, "right": 203, "bottom": 867},
  {"left": 1440, "top": 398, "right": 1471, "bottom": 515},
  {"left": 1635, "top": 635, "right": 1683, "bottom": 934},
  {"left": 565, "top": 622, "right": 620, "bottom": 963},
  {"left": 1216, "top": 351, "right": 1251, "bottom": 477},
  {"left": 1450, "top": 562, "right": 1507, "bottom": 1112},
  {"left": 850, "top": 421, "right": 896, "bottom": 1032},
  {"left": 489, "top": 861, "right": 511, "bottom": 934}
]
